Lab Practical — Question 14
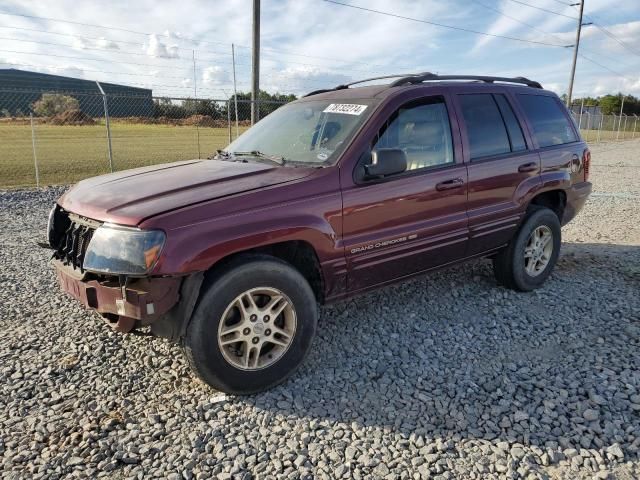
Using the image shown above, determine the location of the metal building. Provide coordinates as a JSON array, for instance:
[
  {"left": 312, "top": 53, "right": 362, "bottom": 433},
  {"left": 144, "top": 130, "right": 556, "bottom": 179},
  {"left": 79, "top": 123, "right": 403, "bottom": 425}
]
[{"left": 0, "top": 68, "right": 154, "bottom": 117}]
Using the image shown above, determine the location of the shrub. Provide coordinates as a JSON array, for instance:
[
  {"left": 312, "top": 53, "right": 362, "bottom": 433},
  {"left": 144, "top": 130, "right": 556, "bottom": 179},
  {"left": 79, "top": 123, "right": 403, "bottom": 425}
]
[{"left": 32, "top": 93, "right": 80, "bottom": 117}]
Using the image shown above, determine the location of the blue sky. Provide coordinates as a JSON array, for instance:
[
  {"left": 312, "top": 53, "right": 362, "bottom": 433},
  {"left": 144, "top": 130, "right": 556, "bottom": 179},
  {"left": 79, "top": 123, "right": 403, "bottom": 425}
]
[{"left": 0, "top": 0, "right": 638, "bottom": 98}]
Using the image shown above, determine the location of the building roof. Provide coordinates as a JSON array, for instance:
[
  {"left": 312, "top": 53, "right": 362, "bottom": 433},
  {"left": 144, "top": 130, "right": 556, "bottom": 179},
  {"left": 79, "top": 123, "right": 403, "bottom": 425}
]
[{"left": 0, "top": 68, "right": 152, "bottom": 95}]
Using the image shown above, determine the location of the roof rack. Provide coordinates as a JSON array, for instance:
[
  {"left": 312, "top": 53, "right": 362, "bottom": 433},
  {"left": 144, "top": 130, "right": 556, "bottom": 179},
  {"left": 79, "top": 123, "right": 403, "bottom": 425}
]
[
  {"left": 303, "top": 73, "right": 427, "bottom": 97},
  {"left": 389, "top": 72, "right": 542, "bottom": 89},
  {"left": 302, "top": 72, "right": 542, "bottom": 97}
]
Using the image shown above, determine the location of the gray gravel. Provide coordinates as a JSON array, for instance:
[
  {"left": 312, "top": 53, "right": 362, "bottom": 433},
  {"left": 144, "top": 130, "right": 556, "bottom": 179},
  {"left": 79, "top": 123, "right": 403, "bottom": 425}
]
[{"left": 1, "top": 139, "right": 639, "bottom": 480}]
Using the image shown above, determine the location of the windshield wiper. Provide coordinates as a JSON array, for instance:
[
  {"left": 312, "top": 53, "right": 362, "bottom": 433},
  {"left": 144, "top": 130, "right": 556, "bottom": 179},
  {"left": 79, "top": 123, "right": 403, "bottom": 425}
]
[{"left": 230, "top": 150, "right": 286, "bottom": 166}]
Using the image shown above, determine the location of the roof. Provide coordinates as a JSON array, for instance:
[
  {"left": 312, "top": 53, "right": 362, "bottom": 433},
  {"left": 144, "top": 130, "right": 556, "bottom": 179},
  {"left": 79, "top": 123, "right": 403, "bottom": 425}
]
[{"left": 0, "top": 68, "right": 151, "bottom": 95}]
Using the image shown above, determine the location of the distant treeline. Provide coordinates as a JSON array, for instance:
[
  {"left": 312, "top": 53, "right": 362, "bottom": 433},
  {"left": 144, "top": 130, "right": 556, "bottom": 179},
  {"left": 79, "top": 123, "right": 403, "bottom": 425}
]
[
  {"left": 154, "top": 91, "right": 297, "bottom": 120},
  {"left": 564, "top": 93, "right": 640, "bottom": 115}
]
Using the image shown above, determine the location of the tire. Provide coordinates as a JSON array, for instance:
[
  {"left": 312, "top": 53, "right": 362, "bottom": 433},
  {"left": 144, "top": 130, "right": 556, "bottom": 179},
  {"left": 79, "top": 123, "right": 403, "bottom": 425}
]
[
  {"left": 492, "top": 207, "right": 561, "bottom": 292},
  {"left": 183, "top": 255, "right": 318, "bottom": 394}
]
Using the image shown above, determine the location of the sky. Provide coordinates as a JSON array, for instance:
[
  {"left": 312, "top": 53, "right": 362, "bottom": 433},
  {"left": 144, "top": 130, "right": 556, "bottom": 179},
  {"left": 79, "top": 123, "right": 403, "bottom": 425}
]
[{"left": 0, "top": 0, "right": 638, "bottom": 99}]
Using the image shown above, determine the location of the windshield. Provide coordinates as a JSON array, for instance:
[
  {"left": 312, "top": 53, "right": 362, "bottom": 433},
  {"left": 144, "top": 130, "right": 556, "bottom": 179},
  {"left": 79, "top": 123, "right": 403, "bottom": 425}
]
[{"left": 224, "top": 99, "right": 375, "bottom": 165}]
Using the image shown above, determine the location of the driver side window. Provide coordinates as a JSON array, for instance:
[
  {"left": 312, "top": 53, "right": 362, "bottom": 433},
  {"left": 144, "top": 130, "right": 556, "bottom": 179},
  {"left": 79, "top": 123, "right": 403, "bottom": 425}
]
[{"left": 373, "top": 97, "right": 454, "bottom": 171}]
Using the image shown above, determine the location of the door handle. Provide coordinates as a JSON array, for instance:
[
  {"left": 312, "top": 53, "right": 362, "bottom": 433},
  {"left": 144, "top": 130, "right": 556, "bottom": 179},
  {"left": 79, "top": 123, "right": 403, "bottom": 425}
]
[
  {"left": 436, "top": 178, "right": 465, "bottom": 191},
  {"left": 518, "top": 162, "right": 538, "bottom": 173}
]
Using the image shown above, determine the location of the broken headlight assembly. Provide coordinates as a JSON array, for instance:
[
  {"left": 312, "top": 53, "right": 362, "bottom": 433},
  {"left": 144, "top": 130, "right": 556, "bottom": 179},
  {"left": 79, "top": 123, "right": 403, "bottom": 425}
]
[{"left": 83, "top": 224, "right": 165, "bottom": 276}]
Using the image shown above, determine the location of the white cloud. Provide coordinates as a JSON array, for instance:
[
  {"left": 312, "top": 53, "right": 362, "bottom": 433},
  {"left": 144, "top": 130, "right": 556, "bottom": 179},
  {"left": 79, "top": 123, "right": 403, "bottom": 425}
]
[
  {"left": 0, "top": 0, "right": 638, "bottom": 98},
  {"left": 260, "top": 65, "right": 351, "bottom": 96},
  {"left": 143, "top": 34, "right": 180, "bottom": 59},
  {"left": 201, "top": 65, "right": 230, "bottom": 86},
  {"left": 72, "top": 36, "right": 120, "bottom": 51}
]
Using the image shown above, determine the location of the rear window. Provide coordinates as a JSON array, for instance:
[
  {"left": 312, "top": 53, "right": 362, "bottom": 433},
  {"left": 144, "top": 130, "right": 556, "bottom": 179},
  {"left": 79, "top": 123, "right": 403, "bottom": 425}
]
[
  {"left": 517, "top": 94, "right": 577, "bottom": 147},
  {"left": 459, "top": 94, "right": 511, "bottom": 160}
]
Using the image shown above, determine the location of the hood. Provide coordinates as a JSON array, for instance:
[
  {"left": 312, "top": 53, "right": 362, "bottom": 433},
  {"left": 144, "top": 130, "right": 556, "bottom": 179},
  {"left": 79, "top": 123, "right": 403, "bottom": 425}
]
[{"left": 58, "top": 159, "right": 316, "bottom": 225}]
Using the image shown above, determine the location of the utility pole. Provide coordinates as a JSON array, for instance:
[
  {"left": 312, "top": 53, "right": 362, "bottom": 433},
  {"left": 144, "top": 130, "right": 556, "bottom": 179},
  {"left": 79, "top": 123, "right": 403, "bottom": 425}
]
[
  {"left": 251, "top": 0, "right": 260, "bottom": 125},
  {"left": 566, "top": 0, "right": 585, "bottom": 107}
]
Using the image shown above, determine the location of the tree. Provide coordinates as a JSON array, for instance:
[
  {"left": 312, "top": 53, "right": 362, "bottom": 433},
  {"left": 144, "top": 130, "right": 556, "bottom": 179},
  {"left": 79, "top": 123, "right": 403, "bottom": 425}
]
[
  {"left": 32, "top": 93, "right": 80, "bottom": 117},
  {"left": 228, "top": 90, "right": 297, "bottom": 121},
  {"left": 598, "top": 94, "right": 622, "bottom": 115},
  {"left": 182, "top": 98, "right": 224, "bottom": 118}
]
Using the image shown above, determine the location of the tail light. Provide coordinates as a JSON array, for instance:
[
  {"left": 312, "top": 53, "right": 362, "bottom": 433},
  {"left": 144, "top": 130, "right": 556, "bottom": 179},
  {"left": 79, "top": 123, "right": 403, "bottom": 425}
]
[{"left": 582, "top": 148, "right": 591, "bottom": 182}]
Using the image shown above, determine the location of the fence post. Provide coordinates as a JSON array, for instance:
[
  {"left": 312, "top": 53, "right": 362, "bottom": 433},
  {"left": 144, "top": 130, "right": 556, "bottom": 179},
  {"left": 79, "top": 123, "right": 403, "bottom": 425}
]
[
  {"left": 597, "top": 114, "right": 603, "bottom": 143},
  {"left": 231, "top": 43, "right": 239, "bottom": 139},
  {"left": 29, "top": 113, "right": 40, "bottom": 187},
  {"left": 585, "top": 112, "right": 591, "bottom": 143},
  {"left": 95, "top": 81, "right": 114, "bottom": 172},
  {"left": 623, "top": 114, "right": 628, "bottom": 140},
  {"left": 227, "top": 99, "right": 232, "bottom": 144},
  {"left": 578, "top": 99, "right": 584, "bottom": 130},
  {"left": 634, "top": 114, "right": 638, "bottom": 139}
]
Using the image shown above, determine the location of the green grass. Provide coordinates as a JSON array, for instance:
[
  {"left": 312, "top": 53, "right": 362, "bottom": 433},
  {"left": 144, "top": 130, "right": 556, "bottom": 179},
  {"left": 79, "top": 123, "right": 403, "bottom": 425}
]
[
  {"left": 580, "top": 128, "right": 639, "bottom": 143},
  {"left": 0, "top": 122, "right": 637, "bottom": 188},
  {"left": 0, "top": 122, "right": 247, "bottom": 188}
]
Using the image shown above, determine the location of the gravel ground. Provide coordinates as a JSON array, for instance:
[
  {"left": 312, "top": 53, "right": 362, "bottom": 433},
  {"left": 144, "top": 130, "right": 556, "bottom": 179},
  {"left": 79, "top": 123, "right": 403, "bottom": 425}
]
[{"left": 1, "top": 139, "right": 639, "bottom": 480}]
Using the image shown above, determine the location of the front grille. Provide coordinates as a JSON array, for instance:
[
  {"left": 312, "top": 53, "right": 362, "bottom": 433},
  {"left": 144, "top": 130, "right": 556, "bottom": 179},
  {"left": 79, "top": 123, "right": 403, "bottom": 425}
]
[{"left": 50, "top": 208, "right": 98, "bottom": 272}]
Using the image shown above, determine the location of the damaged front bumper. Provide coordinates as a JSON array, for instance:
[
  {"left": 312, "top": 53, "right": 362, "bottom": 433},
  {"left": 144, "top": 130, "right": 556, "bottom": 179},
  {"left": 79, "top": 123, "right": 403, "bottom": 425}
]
[{"left": 54, "top": 260, "right": 181, "bottom": 332}]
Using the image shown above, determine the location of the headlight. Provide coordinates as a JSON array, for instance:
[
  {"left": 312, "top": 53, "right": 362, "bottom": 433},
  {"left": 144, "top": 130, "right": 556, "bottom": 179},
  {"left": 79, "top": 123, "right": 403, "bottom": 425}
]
[{"left": 83, "top": 224, "right": 166, "bottom": 275}]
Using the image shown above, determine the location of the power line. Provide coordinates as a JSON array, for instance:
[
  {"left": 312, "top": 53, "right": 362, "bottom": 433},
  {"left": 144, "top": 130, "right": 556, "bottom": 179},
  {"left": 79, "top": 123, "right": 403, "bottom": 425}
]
[
  {"left": 0, "top": 27, "right": 388, "bottom": 75},
  {"left": 0, "top": 36, "right": 235, "bottom": 61},
  {"left": 0, "top": 26, "right": 235, "bottom": 57},
  {"left": 504, "top": 0, "right": 578, "bottom": 20},
  {"left": 0, "top": 62, "right": 191, "bottom": 80},
  {"left": 470, "top": 0, "right": 570, "bottom": 46},
  {"left": 547, "top": 0, "right": 574, "bottom": 7},
  {"left": 0, "top": 9, "right": 234, "bottom": 49},
  {"left": 581, "top": 16, "right": 640, "bottom": 58},
  {"left": 0, "top": 9, "right": 410, "bottom": 75},
  {"left": 321, "top": 0, "right": 571, "bottom": 47},
  {"left": 0, "top": 48, "right": 230, "bottom": 71},
  {"left": 577, "top": 52, "right": 631, "bottom": 80},
  {"left": 471, "top": 0, "right": 636, "bottom": 82}
]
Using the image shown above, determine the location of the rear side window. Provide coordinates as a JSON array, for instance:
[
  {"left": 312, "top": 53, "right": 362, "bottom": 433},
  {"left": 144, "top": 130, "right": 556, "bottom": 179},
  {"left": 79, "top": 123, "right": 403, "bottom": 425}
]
[
  {"left": 517, "top": 94, "right": 577, "bottom": 147},
  {"left": 459, "top": 94, "right": 511, "bottom": 160},
  {"left": 494, "top": 94, "right": 527, "bottom": 152}
]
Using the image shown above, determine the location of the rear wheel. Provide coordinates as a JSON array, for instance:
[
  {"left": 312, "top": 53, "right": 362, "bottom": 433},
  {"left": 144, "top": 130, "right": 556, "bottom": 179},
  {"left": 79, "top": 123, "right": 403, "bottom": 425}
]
[
  {"left": 183, "top": 255, "right": 318, "bottom": 394},
  {"left": 492, "top": 207, "right": 561, "bottom": 291}
]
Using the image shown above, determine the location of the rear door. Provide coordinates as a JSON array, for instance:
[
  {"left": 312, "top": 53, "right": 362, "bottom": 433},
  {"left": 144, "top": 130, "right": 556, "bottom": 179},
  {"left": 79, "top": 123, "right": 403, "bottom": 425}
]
[
  {"left": 515, "top": 93, "right": 586, "bottom": 190},
  {"left": 451, "top": 88, "right": 541, "bottom": 256},
  {"left": 341, "top": 91, "right": 469, "bottom": 293}
]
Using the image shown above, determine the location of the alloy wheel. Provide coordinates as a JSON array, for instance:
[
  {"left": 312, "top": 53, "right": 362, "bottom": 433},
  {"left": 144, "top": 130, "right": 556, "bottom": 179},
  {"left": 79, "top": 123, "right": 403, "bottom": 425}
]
[{"left": 217, "top": 287, "right": 297, "bottom": 370}]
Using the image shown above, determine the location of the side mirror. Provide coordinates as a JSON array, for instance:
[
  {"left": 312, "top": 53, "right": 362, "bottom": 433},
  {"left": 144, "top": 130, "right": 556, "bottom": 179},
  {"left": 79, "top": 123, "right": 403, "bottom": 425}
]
[{"left": 365, "top": 148, "right": 407, "bottom": 179}]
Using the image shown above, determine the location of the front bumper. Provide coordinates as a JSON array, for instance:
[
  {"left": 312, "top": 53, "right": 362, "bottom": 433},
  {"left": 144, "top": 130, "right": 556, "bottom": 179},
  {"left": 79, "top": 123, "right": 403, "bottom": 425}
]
[{"left": 54, "top": 260, "right": 181, "bottom": 332}]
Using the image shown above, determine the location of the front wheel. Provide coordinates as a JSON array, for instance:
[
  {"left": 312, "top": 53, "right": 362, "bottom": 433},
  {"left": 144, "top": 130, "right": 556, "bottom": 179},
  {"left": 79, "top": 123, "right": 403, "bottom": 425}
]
[
  {"left": 492, "top": 207, "right": 561, "bottom": 291},
  {"left": 183, "top": 256, "right": 318, "bottom": 394}
]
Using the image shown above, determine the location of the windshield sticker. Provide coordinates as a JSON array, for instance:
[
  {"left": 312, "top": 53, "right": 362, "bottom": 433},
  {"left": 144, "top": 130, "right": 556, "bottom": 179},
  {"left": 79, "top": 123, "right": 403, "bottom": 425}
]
[{"left": 323, "top": 103, "right": 368, "bottom": 116}]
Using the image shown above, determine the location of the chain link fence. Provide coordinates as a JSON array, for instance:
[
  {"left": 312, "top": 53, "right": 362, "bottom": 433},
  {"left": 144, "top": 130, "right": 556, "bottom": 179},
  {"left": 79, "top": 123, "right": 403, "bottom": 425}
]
[
  {"left": 0, "top": 89, "right": 287, "bottom": 188},
  {"left": 2, "top": 90, "right": 639, "bottom": 188},
  {"left": 570, "top": 104, "right": 639, "bottom": 144}
]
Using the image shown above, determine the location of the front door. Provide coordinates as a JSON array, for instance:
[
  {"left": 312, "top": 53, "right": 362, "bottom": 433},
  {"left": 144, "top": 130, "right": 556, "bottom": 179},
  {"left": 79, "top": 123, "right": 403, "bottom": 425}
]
[{"left": 341, "top": 93, "right": 469, "bottom": 293}]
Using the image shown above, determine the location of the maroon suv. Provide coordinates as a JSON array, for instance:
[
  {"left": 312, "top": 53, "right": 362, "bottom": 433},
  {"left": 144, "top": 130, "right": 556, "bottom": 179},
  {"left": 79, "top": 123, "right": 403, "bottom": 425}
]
[{"left": 48, "top": 73, "right": 592, "bottom": 394}]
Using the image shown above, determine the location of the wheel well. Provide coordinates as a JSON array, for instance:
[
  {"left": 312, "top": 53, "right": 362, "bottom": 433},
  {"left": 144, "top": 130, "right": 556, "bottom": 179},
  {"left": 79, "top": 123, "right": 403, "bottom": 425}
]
[
  {"left": 206, "top": 241, "right": 325, "bottom": 303},
  {"left": 529, "top": 190, "right": 566, "bottom": 222}
]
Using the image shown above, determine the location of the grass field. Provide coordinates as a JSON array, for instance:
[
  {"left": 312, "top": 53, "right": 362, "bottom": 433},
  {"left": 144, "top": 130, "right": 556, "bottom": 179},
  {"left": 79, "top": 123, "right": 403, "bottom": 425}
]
[
  {"left": 0, "top": 122, "right": 636, "bottom": 188},
  {"left": 0, "top": 122, "right": 248, "bottom": 188}
]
